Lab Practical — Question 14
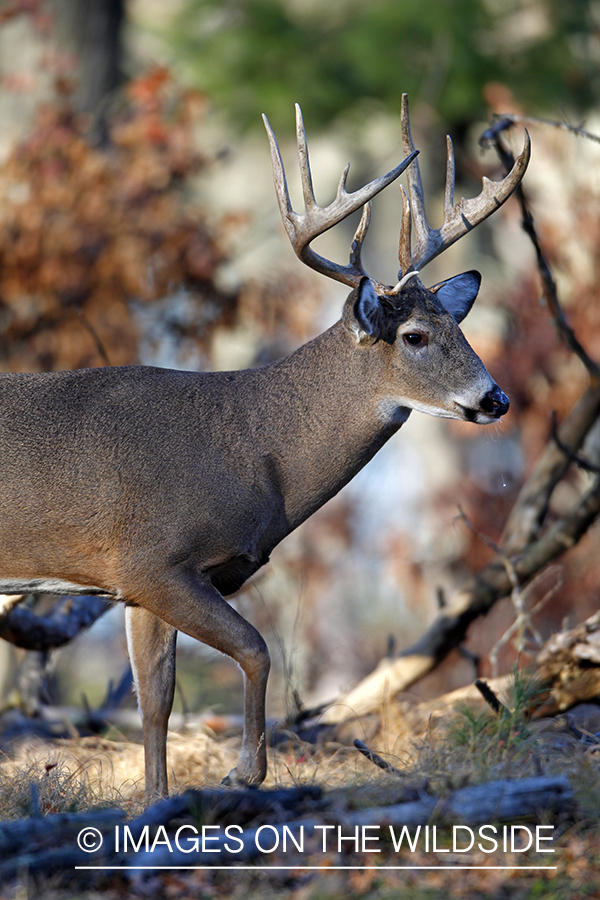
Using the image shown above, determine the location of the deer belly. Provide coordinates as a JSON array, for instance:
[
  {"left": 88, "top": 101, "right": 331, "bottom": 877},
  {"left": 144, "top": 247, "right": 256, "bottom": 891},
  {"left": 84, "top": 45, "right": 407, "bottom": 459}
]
[{"left": 0, "top": 577, "right": 111, "bottom": 596}]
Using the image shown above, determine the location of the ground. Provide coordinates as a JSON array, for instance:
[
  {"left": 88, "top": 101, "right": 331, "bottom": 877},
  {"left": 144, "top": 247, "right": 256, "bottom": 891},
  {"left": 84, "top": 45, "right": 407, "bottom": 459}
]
[{"left": 1, "top": 685, "right": 599, "bottom": 899}]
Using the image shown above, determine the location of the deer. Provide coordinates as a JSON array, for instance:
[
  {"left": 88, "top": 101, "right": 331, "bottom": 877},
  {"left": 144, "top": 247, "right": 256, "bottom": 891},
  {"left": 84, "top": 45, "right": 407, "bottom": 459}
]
[{"left": 0, "top": 95, "right": 529, "bottom": 800}]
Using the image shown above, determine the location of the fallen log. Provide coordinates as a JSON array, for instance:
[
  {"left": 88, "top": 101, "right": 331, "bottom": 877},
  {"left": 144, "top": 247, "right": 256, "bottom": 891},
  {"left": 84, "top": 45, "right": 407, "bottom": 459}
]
[
  {"left": 117, "top": 774, "right": 573, "bottom": 870},
  {"left": 0, "top": 774, "right": 571, "bottom": 879},
  {"left": 534, "top": 610, "right": 600, "bottom": 716},
  {"left": 0, "top": 595, "right": 110, "bottom": 651}
]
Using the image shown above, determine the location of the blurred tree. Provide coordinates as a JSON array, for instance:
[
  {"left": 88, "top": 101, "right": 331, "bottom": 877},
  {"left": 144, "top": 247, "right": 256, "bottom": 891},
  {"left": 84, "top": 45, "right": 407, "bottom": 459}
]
[
  {"left": 66, "top": 0, "right": 125, "bottom": 122},
  {"left": 44, "top": 0, "right": 125, "bottom": 138},
  {"left": 168, "top": 0, "right": 600, "bottom": 133},
  {"left": 0, "top": 0, "right": 127, "bottom": 146}
]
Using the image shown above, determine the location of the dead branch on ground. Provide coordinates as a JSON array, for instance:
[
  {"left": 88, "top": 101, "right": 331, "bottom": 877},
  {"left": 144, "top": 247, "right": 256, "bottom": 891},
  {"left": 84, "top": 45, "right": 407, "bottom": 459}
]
[
  {"left": 0, "top": 595, "right": 110, "bottom": 651},
  {"left": 0, "top": 775, "right": 572, "bottom": 879}
]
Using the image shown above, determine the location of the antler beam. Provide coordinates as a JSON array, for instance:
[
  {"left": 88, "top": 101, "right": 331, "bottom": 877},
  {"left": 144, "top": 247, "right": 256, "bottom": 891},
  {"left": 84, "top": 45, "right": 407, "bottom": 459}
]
[{"left": 263, "top": 104, "right": 418, "bottom": 290}]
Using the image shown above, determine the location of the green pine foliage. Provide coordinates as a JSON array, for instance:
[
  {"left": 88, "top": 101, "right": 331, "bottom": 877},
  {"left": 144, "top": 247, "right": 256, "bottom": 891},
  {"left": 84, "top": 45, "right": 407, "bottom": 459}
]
[{"left": 167, "top": 0, "right": 600, "bottom": 133}]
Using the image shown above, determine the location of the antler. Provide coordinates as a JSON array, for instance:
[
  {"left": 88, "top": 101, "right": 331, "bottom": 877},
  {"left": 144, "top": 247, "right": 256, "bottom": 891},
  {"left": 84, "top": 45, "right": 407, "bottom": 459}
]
[
  {"left": 263, "top": 104, "right": 418, "bottom": 291},
  {"left": 397, "top": 93, "right": 531, "bottom": 277}
]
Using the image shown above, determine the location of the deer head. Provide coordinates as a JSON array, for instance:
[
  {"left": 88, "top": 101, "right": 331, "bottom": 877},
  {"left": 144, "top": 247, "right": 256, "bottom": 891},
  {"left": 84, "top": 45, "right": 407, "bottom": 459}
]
[{"left": 263, "top": 95, "right": 530, "bottom": 425}]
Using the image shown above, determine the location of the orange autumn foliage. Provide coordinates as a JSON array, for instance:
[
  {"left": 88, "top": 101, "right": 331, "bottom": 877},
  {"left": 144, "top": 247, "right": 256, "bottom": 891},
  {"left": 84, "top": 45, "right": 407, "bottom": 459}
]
[{"left": 0, "top": 70, "right": 233, "bottom": 372}]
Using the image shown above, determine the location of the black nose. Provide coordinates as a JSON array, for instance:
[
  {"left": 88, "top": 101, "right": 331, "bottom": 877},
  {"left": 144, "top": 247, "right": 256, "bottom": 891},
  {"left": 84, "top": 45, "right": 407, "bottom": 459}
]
[{"left": 480, "top": 385, "right": 510, "bottom": 418}]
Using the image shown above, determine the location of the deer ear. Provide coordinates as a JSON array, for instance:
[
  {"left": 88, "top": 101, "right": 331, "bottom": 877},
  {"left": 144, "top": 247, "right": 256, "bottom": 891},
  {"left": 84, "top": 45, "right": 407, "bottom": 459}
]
[
  {"left": 430, "top": 270, "right": 481, "bottom": 323},
  {"left": 344, "top": 277, "right": 382, "bottom": 343}
]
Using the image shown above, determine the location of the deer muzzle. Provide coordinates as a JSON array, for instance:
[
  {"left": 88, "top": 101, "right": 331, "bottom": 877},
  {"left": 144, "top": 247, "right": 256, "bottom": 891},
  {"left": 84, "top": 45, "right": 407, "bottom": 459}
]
[{"left": 479, "top": 385, "right": 510, "bottom": 419}]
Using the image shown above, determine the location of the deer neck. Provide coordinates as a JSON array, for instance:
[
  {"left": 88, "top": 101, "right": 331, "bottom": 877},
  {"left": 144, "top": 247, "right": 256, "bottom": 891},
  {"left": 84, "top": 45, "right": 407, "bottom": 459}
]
[{"left": 258, "top": 321, "right": 408, "bottom": 531}]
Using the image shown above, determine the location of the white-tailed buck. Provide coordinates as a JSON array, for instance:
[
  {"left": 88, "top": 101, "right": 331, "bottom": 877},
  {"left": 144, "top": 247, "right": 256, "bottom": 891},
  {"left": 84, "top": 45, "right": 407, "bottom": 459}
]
[{"left": 0, "top": 96, "right": 529, "bottom": 799}]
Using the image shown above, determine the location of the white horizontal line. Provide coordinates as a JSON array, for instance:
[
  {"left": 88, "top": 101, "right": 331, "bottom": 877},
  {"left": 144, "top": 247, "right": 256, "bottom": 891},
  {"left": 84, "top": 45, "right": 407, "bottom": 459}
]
[{"left": 75, "top": 865, "right": 558, "bottom": 871}]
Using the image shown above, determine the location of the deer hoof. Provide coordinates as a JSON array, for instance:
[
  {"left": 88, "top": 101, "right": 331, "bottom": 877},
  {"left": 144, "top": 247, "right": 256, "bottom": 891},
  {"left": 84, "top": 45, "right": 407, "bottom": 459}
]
[
  {"left": 221, "top": 767, "right": 247, "bottom": 787},
  {"left": 221, "top": 765, "right": 265, "bottom": 788}
]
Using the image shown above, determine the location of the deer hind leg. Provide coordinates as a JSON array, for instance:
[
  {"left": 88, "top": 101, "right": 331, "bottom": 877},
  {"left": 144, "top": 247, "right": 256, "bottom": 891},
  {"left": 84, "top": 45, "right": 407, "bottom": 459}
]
[
  {"left": 125, "top": 606, "right": 177, "bottom": 801},
  {"left": 132, "top": 567, "right": 270, "bottom": 790}
]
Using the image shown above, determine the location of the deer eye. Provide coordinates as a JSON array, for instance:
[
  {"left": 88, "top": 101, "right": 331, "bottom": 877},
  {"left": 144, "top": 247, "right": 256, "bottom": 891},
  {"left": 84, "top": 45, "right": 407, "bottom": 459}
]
[{"left": 403, "top": 332, "right": 426, "bottom": 347}]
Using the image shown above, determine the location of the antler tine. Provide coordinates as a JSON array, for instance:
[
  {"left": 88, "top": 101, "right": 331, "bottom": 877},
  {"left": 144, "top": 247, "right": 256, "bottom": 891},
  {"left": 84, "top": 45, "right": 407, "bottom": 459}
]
[
  {"left": 263, "top": 105, "right": 418, "bottom": 289},
  {"left": 399, "top": 93, "right": 531, "bottom": 272},
  {"left": 295, "top": 103, "right": 317, "bottom": 211},
  {"left": 444, "top": 134, "right": 455, "bottom": 217},
  {"left": 400, "top": 93, "right": 431, "bottom": 268},
  {"left": 262, "top": 112, "right": 296, "bottom": 242},
  {"left": 349, "top": 202, "right": 371, "bottom": 271},
  {"left": 397, "top": 185, "right": 412, "bottom": 278}
]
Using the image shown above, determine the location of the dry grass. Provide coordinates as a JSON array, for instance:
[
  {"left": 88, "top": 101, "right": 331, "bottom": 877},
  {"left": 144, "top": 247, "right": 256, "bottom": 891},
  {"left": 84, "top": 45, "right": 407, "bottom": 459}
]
[
  {"left": 1, "top": 671, "right": 599, "bottom": 827},
  {"left": 0, "top": 731, "right": 236, "bottom": 817},
  {"left": 0, "top": 726, "right": 389, "bottom": 819}
]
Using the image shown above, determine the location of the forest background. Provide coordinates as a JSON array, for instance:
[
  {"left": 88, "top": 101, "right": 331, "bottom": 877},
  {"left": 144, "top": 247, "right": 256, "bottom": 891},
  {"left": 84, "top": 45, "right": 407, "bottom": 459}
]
[{"left": 0, "top": 0, "right": 599, "bottom": 753}]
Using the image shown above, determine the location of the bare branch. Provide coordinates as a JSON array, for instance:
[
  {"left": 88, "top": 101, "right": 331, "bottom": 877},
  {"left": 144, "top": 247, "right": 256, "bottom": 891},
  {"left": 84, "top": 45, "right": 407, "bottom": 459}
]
[
  {"left": 550, "top": 411, "right": 600, "bottom": 474},
  {"left": 501, "top": 381, "right": 600, "bottom": 553},
  {"left": 474, "top": 679, "right": 510, "bottom": 717},
  {"left": 74, "top": 309, "right": 111, "bottom": 367},
  {"left": 482, "top": 113, "right": 600, "bottom": 147},
  {"left": 353, "top": 738, "right": 405, "bottom": 777}
]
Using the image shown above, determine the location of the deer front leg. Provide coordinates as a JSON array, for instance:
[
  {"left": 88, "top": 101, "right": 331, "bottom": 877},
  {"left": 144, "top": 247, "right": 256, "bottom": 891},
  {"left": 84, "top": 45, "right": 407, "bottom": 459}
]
[
  {"left": 131, "top": 567, "right": 270, "bottom": 791},
  {"left": 125, "top": 606, "right": 177, "bottom": 801}
]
